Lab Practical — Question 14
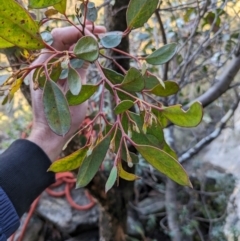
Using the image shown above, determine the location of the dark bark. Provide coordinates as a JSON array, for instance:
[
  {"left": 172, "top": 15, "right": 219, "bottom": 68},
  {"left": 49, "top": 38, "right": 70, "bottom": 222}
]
[
  {"left": 85, "top": 1, "right": 133, "bottom": 240},
  {"left": 104, "top": 0, "right": 130, "bottom": 71},
  {"left": 87, "top": 171, "right": 133, "bottom": 241}
]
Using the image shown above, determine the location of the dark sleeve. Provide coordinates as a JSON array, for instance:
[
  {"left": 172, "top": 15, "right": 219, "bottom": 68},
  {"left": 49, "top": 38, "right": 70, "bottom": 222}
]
[
  {"left": 0, "top": 187, "right": 19, "bottom": 241},
  {"left": 0, "top": 139, "right": 55, "bottom": 238}
]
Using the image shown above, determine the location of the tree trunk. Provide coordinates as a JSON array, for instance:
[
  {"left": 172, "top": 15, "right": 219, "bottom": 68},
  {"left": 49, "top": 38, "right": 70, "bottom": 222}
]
[{"left": 86, "top": 1, "right": 134, "bottom": 240}]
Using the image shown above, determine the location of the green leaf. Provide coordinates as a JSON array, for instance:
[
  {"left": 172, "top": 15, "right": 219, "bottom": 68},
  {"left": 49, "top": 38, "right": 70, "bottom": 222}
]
[
  {"left": 102, "top": 68, "right": 124, "bottom": 85},
  {"left": 48, "top": 146, "right": 88, "bottom": 172},
  {"left": 105, "top": 124, "right": 139, "bottom": 164},
  {"left": 68, "top": 65, "right": 81, "bottom": 96},
  {"left": 146, "top": 43, "right": 178, "bottom": 65},
  {"left": 73, "top": 36, "right": 99, "bottom": 62},
  {"left": 126, "top": 0, "right": 159, "bottom": 29},
  {"left": 152, "top": 109, "right": 169, "bottom": 128},
  {"left": 29, "top": 0, "right": 62, "bottom": 9},
  {"left": 120, "top": 67, "right": 145, "bottom": 92},
  {"left": 34, "top": 62, "right": 61, "bottom": 88},
  {"left": 99, "top": 31, "right": 123, "bottom": 48},
  {"left": 54, "top": 0, "right": 67, "bottom": 14},
  {"left": 128, "top": 112, "right": 165, "bottom": 147},
  {"left": 50, "top": 62, "right": 62, "bottom": 82},
  {"left": 43, "top": 80, "right": 71, "bottom": 135},
  {"left": 80, "top": 2, "right": 98, "bottom": 22},
  {"left": 0, "top": 0, "right": 44, "bottom": 49},
  {"left": 70, "top": 59, "right": 84, "bottom": 69},
  {"left": 135, "top": 145, "right": 192, "bottom": 187},
  {"left": 0, "top": 38, "right": 14, "bottom": 48},
  {"left": 66, "top": 84, "right": 98, "bottom": 106},
  {"left": 144, "top": 74, "right": 159, "bottom": 90},
  {"left": 114, "top": 100, "right": 134, "bottom": 114},
  {"left": 163, "top": 142, "right": 177, "bottom": 159},
  {"left": 76, "top": 136, "right": 111, "bottom": 188},
  {"left": 149, "top": 81, "right": 179, "bottom": 97},
  {"left": 59, "top": 59, "right": 84, "bottom": 80},
  {"left": 118, "top": 162, "right": 139, "bottom": 181},
  {"left": 117, "top": 91, "right": 137, "bottom": 102},
  {"left": 161, "top": 102, "right": 203, "bottom": 127},
  {"left": 105, "top": 166, "right": 118, "bottom": 193},
  {"left": 125, "top": 112, "right": 177, "bottom": 159}
]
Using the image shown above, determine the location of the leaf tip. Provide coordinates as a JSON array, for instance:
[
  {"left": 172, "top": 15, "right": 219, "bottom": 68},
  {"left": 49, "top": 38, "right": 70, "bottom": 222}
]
[{"left": 188, "top": 180, "right": 193, "bottom": 189}]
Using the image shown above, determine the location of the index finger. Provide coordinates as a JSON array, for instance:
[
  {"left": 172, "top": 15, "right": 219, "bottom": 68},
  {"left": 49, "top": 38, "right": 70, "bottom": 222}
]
[{"left": 51, "top": 25, "right": 106, "bottom": 51}]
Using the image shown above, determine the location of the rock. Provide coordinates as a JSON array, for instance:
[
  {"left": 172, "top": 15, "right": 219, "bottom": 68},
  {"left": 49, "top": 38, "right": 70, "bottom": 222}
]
[
  {"left": 188, "top": 104, "right": 240, "bottom": 240},
  {"left": 9, "top": 214, "right": 44, "bottom": 241},
  {"left": 137, "top": 195, "right": 165, "bottom": 216},
  {"left": 224, "top": 183, "right": 240, "bottom": 241},
  {"left": 37, "top": 188, "right": 99, "bottom": 233},
  {"left": 127, "top": 215, "right": 145, "bottom": 239}
]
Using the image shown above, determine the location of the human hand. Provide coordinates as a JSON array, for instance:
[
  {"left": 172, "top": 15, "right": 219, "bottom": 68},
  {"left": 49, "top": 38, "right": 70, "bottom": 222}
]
[{"left": 28, "top": 24, "right": 106, "bottom": 161}]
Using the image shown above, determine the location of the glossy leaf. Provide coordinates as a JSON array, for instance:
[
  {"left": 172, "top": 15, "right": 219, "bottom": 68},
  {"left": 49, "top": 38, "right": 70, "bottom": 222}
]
[
  {"left": 118, "top": 162, "right": 139, "bottom": 181},
  {"left": 74, "top": 36, "right": 99, "bottom": 62},
  {"left": 76, "top": 136, "right": 111, "bottom": 188},
  {"left": 161, "top": 102, "right": 203, "bottom": 127},
  {"left": 105, "top": 166, "right": 118, "bottom": 193},
  {"left": 54, "top": 0, "right": 67, "bottom": 14},
  {"left": 66, "top": 84, "right": 98, "bottom": 105},
  {"left": 146, "top": 43, "right": 178, "bottom": 65},
  {"left": 135, "top": 145, "right": 192, "bottom": 187},
  {"left": 102, "top": 68, "right": 124, "bottom": 85},
  {"left": 0, "top": 0, "right": 44, "bottom": 49},
  {"left": 120, "top": 67, "right": 145, "bottom": 92},
  {"left": 0, "top": 38, "right": 14, "bottom": 48},
  {"left": 149, "top": 81, "right": 179, "bottom": 97},
  {"left": 99, "top": 31, "right": 123, "bottom": 48},
  {"left": 68, "top": 66, "right": 81, "bottom": 96},
  {"left": 29, "top": 0, "right": 62, "bottom": 9},
  {"left": 41, "top": 31, "right": 53, "bottom": 45},
  {"left": 114, "top": 100, "right": 134, "bottom": 114},
  {"left": 49, "top": 146, "right": 88, "bottom": 172},
  {"left": 126, "top": 0, "right": 159, "bottom": 29},
  {"left": 43, "top": 80, "right": 71, "bottom": 135}
]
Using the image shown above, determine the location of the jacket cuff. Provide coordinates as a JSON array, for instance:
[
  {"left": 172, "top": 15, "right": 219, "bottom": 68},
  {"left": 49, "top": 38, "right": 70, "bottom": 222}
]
[
  {"left": 0, "top": 139, "right": 55, "bottom": 217},
  {"left": 0, "top": 187, "right": 19, "bottom": 239}
]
